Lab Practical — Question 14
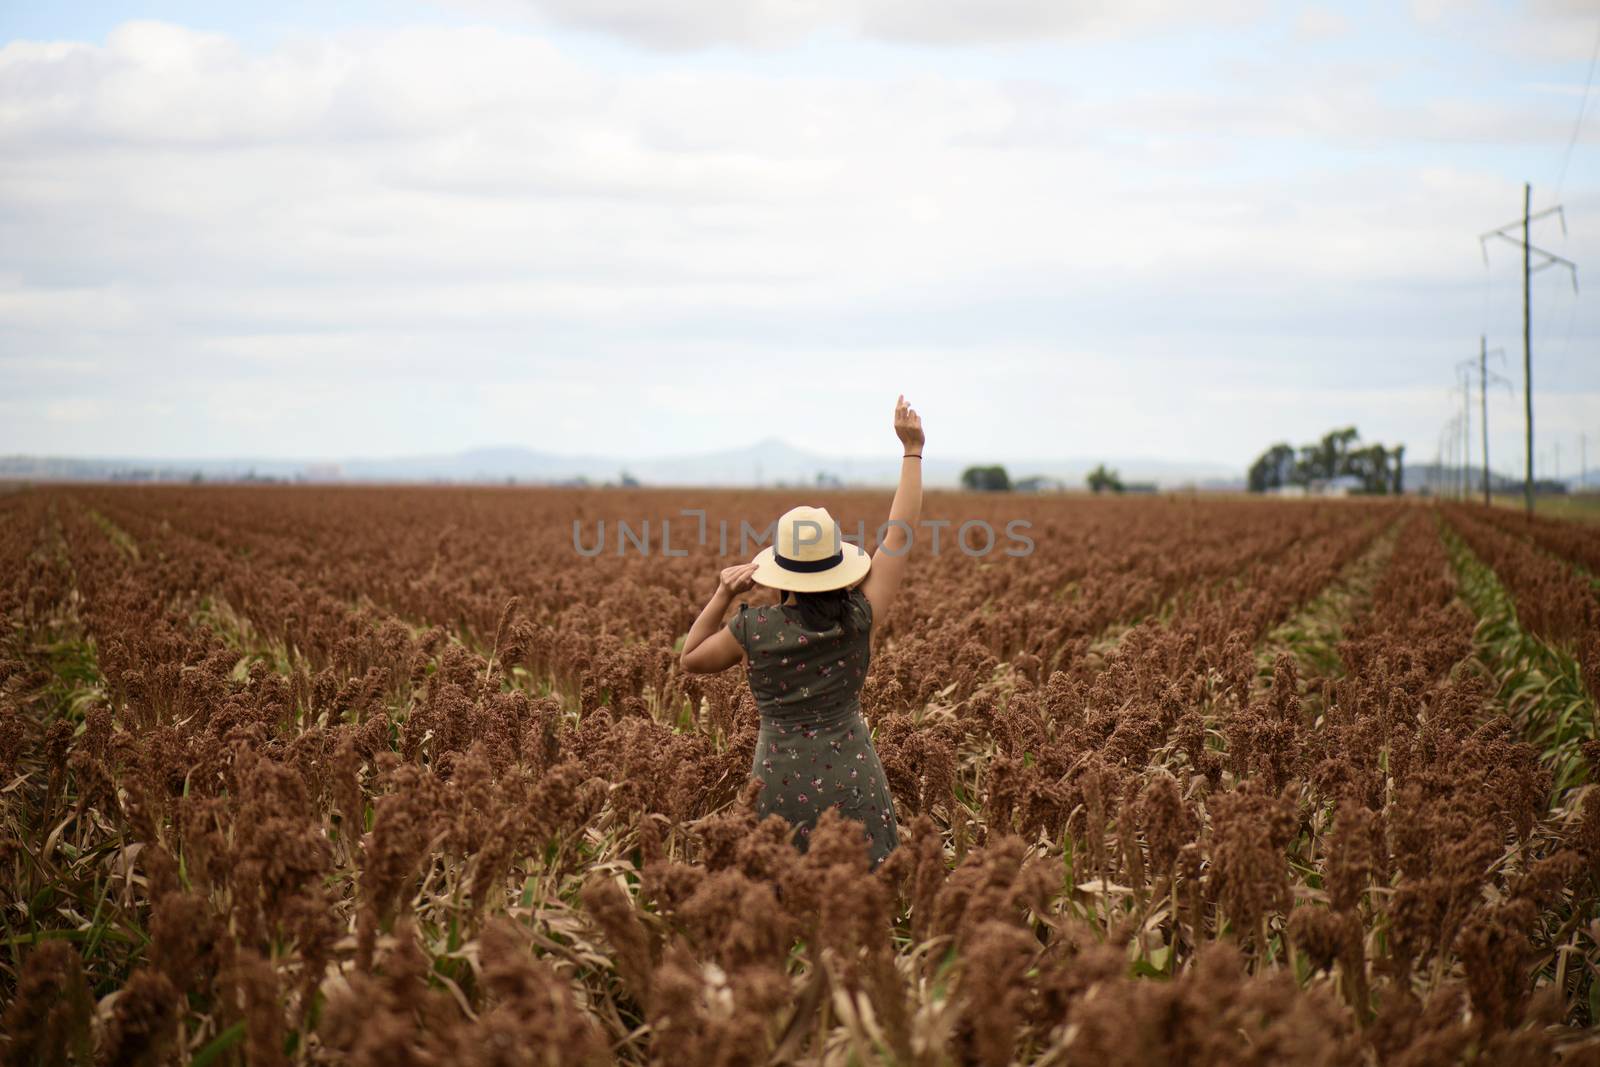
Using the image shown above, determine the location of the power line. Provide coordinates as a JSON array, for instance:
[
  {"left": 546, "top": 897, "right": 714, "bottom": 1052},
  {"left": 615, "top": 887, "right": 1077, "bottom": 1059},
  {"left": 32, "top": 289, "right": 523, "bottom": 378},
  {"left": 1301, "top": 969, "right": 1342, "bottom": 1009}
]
[
  {"left": 1554, "top": 16, "right": 1600, "bottom": 199},
  {"left": 1480, "top": 183, "right": 1580, "bottom": 516},
  {"left": 1538, "top": 25, "right": 1595, "bottom": 437},
  {"left": 1548, "top": 278, "right": 1581, "bottom": 385}
]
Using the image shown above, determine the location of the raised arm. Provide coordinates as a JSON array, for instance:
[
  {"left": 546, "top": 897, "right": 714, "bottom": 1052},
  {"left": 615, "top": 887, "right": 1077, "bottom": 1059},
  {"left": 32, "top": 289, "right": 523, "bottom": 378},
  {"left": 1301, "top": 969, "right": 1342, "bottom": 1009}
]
[
  {"left": 681, "top": 561, "right": 758, "bottom": 674},
  {"left": 860, "top": 395, "right": 923, "bottom": 620}
]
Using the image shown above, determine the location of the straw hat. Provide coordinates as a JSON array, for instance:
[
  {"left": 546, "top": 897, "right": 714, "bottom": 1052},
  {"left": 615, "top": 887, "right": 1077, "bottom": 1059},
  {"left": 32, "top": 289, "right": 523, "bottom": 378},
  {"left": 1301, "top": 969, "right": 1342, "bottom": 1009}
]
[{"left": 751, "top": 504, "right": 872, "bottom": 593}]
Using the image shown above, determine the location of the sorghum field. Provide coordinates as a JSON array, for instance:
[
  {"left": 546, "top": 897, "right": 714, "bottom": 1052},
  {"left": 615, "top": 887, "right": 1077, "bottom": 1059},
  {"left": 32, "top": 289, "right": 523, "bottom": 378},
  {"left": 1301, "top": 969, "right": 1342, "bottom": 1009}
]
[{"left": 3, "top": 484, "right": 1599, "bottom": 1066}]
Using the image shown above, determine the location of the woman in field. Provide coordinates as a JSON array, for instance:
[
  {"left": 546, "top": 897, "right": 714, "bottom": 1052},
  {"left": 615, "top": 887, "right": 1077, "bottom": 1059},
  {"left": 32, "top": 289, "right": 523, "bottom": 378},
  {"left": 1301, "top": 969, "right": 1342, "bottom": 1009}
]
[{"left": 679, "top": 395, "right": 924, "bottom": 868}]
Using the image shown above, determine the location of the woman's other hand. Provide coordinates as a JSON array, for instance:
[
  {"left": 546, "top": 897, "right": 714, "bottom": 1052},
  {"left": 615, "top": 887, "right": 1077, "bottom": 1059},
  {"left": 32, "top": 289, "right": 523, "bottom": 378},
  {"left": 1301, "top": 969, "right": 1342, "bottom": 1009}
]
[
  {"left": 894, "top": 394, "right": 924, "bottom": 453},
  {"left": 719, "top": 561, "right": 759, "bottom": 597},
  {"left": 683, "top": 562, "right": 755, "bottom": 674}
]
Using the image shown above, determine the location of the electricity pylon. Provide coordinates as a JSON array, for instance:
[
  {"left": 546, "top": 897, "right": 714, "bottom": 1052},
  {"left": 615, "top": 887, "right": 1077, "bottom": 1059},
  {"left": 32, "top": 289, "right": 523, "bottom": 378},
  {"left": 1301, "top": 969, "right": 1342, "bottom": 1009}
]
[
  {"left": 1464, "top": 339, "right": 1510, "bottom": 505},
  {"left": 1480, "top": 183, "right": 1578, "bottom": 517}
]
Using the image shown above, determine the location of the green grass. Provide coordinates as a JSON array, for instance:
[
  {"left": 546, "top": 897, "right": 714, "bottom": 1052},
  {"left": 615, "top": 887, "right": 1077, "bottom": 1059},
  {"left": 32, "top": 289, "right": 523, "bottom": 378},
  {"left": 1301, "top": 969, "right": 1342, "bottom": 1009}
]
[
  {"left": 86, "top": 508, "right": 140, "bottom": 559},
  {"left": 1487, "top": 492, "right": 1600, "bottom": 524},
  {"left": 1439, "top": 517, "right": 1597, "bottom": 793},
  {"left": 1255, "top": 520, "right": 1398, "bottom": 694}
]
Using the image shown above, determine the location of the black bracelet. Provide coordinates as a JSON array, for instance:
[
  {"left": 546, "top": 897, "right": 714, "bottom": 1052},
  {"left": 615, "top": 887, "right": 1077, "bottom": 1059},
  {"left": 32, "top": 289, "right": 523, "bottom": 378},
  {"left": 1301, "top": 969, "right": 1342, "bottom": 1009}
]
[{"left": 904, "top": 453, "right": 922, "bottom": 459}]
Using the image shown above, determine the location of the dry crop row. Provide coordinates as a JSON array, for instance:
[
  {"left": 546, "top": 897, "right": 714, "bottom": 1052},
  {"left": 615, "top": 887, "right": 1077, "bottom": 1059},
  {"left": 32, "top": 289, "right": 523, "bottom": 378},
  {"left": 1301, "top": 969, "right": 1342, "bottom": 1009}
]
[{"left": 1, "top": 487, "right": 1597, "bottom": 1066}]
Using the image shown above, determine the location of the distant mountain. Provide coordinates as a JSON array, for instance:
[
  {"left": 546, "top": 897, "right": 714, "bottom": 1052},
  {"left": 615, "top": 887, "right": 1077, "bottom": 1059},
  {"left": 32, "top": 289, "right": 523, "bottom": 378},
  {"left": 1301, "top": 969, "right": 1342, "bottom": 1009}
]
[{"left": 1, "top": 440, "right": 1242, "bottom": 490}]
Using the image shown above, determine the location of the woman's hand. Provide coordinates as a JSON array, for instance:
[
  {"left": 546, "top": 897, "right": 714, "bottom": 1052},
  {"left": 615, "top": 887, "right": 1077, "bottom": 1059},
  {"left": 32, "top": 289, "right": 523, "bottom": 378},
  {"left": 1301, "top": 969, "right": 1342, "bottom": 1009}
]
[
  {"left": 894, "top": 394, "right": 924, "bottom": 453},
  {"left": 718, "top": 561, "right": 759, "bottom": 598},
  {"left": 863, "top": 395, "right": 924, "bottom": 620}
]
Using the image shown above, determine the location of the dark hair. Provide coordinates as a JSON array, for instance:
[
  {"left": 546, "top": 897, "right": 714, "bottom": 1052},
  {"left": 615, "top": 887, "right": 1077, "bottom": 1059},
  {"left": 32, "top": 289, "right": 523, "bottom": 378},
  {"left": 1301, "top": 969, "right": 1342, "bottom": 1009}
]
[{"left": 780, "top": 586, "right": 860, "bottom": 635}]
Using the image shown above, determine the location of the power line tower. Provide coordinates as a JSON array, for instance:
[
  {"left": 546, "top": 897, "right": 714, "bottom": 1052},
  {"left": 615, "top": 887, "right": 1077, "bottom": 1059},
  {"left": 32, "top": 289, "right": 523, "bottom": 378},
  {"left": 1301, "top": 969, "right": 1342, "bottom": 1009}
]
[
  {"left": 1480, "top": 183, "right": 1579, "bottom": 517},
  {"left": 1440, "top": 425, "right": 1452, "bottom": 502},
  {"left": 1468, "top": 337, "right": 1511, "bottom": 506},
  {"left": 1454, "top": 365, "right": 1471, "bottom": 496},
  {"left": 1441, "top": 414, "right": 1465, "bottom": 499}
]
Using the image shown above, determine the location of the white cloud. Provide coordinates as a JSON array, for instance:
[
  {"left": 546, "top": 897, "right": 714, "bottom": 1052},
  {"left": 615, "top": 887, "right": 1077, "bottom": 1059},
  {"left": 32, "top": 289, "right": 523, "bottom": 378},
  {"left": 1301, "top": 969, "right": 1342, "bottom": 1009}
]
[
  {"left": 1412, "top": 0, "right": 1600, "bottom": 62},
  {"left": 0, "top": 17, "right": 1595, "bottom": 466},
  {"left": 43, "top": 398, "right": 106, "bottom": 423},
  {"left": 1295, "top": 6, "right": 1351, "bottom": 41},
  {"left": 439, "top": 0, "right": 1267, "bottom": 50},
  {"left": 441, "top": 0, "right": 1600, "bottom": 62}
]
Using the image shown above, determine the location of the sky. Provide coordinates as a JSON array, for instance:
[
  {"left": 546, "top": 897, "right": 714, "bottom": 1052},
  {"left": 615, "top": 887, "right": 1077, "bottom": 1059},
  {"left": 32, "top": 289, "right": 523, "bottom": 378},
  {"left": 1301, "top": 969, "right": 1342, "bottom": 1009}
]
[{"left": 2, "top": 0, "right": 1599, "bottom": 475}]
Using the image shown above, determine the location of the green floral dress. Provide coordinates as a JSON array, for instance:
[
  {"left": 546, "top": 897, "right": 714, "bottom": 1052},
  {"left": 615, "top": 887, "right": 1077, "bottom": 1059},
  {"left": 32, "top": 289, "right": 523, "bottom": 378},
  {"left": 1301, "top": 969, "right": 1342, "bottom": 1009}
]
[{"left": 728, "top": 588, "right": 900, "bottom": 867}]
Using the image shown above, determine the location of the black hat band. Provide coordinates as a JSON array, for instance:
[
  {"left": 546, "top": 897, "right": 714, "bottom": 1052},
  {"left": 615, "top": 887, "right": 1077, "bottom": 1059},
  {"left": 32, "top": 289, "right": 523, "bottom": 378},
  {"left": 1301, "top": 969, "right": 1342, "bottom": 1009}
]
[{"left": 774, "top": 549, "right": 845, "bottom": 573}]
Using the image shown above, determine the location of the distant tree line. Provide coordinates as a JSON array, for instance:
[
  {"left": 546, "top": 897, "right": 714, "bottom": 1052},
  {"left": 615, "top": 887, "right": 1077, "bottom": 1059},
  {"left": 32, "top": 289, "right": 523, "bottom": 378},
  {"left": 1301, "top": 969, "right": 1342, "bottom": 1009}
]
[
  {"left": 960, "top": 463, "right": 1151, "bottom": 495},
  {"left": 1248, "top": 427, "right": 1404, "bottom": 495},
  {"left": 960, "top": 465, "right": 1013, "bottom": 492},
  {"left": 1085, "top": 463, "right": 1123, "bottom": 494}
]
